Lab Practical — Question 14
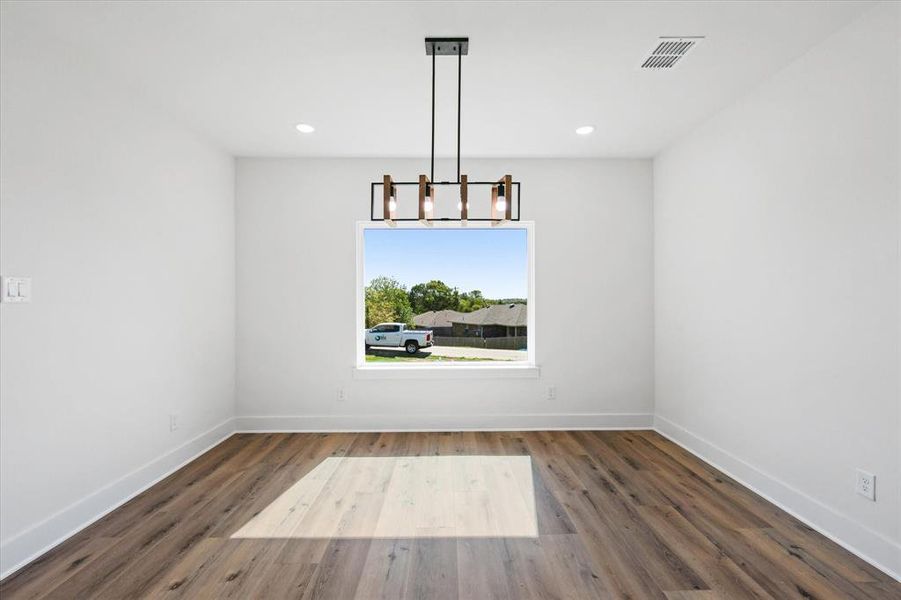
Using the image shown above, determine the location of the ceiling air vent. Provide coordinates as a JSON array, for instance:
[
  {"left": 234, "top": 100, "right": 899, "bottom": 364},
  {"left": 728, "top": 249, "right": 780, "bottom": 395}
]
[{"left": 641, "top": 37, "right": 703, "bottom": 69}]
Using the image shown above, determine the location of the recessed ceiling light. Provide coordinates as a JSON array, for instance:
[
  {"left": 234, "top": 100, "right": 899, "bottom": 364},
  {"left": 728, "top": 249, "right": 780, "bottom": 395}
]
[
  {"left": 295, "top": 123, "right": 315, "bottom": 134},
  {"left": 575, "top": 125, "right": 594, "bottom": 135}
]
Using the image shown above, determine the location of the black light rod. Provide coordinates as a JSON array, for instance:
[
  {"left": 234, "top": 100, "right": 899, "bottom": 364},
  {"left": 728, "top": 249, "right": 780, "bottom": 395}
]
[
  {"left": 457, "top": 43, "right": 462, "bottom": 183},
  {"left": 431, "top": 42, "right": 436, "bottom": 182}
]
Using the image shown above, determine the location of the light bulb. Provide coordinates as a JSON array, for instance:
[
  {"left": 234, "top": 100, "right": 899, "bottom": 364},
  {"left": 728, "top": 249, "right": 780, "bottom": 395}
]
[
  {"left": 423, "top": 198, "right": 433, "bottom": 212},
  {"left": 495, "top": 198, "right": 507, "bottom": 212},
  {"left": 388, "top": 198, "right": 397, "bottom": 212}
]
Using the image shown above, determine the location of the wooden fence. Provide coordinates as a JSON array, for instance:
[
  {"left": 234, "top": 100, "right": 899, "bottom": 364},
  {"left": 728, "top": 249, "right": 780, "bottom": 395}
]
[{"left": 432, "top": 336, "right": 527, "bottom": 351}]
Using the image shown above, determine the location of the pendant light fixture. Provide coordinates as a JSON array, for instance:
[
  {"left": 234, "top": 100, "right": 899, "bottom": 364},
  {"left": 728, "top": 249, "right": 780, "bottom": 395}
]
[{"left": 371, "top": 37, "right": 520, "bottom": 224}]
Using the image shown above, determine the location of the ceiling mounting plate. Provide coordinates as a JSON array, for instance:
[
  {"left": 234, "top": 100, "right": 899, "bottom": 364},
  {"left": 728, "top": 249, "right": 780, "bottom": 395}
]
[{"left": 425, "top": 37, "right": 469, "bottom": 56}]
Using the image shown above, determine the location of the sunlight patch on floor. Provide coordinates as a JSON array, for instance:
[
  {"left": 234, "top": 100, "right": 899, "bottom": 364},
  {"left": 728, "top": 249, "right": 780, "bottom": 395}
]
[{"left": 231, "top": 455, "right": 538, "bottom": 539}]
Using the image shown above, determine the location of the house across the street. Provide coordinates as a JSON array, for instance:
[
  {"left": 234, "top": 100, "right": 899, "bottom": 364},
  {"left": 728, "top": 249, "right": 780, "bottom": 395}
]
[
  {"left": 451, "top": 303, "right": 527, "bottom": 338},
  {"left": 413, "top": 304, "right": 527, "bottom": 350},
  {"left": 412, "top": 309, "right": 464, "bottom": 337}
]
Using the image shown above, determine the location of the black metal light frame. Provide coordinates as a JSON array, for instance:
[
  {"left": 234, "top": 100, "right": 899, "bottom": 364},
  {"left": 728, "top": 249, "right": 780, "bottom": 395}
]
[
  {"left": 370, "top": 180, "right": 521, "bottom": 222},
  {"left": 370, "top": 37, "right": 521, "bottom": 222}
]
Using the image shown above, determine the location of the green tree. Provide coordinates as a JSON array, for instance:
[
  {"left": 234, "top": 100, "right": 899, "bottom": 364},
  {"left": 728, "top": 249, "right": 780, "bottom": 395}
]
[
  {"left": 365, "top": 276, "right": 413, "bottom": 328},
  {"left": 408, "top": 280, "right": 459, "bottom": 315},
  {"left": 494, "top": 298, "right": 527, "bottom": 306},
  {"left": 459, "top": 289, "right": 491, "bottom": 313}
]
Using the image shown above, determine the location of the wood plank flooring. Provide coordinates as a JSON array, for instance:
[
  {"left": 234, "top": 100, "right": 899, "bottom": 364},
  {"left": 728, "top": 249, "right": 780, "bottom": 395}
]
[
  {"left": 231, "top": 455, "right": 537, "bottom": 540},
  {"left": 1, "top": 431, "right": 898, "bottom": 599}
]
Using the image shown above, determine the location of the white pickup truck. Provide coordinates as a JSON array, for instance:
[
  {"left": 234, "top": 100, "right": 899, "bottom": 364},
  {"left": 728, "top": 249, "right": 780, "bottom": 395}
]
[{"left": 365, "top": 323, "right": 433, "bottom": 354}]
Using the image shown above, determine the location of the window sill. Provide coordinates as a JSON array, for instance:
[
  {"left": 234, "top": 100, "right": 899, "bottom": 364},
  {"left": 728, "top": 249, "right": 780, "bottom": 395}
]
[{"left": 353, "top": 363, "right": 540, "bottom": 380}]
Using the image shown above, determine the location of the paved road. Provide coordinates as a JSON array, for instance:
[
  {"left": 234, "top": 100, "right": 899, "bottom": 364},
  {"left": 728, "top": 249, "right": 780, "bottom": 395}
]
[{"left": 426, "top": 345, "right": 527, "bottom": 361}]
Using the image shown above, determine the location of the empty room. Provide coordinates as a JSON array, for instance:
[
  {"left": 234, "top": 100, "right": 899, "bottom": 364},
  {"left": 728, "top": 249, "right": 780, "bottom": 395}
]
[{"left": 0, "top": 1, "right": 899, "bottom": 598}]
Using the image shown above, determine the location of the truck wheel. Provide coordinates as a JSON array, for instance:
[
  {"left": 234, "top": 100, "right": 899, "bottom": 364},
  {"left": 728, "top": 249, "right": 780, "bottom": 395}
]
[{"left": 405, "top": 340, "right": 419, "bottom": 354}]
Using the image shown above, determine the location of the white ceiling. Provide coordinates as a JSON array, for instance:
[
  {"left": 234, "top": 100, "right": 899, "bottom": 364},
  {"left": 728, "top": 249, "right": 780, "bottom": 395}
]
[{"left": 3, "top": 1, "right": 873, "bottom": 158}]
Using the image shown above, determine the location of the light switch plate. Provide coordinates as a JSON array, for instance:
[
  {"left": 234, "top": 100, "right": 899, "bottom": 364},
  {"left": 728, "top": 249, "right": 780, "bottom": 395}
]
[{"left": 1, "top": 277, "right": 31, "bottom": 303}]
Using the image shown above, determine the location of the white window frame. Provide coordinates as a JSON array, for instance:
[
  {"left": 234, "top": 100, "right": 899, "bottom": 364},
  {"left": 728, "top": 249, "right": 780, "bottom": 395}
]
[{"left": 354, "top": 220, "right": 538, "bottom": 379}]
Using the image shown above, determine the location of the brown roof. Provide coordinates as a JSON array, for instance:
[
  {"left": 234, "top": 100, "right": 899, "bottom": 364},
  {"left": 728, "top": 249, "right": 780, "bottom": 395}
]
[
  {"left": 413, "top": 309, "right": 465, "bottom": 328},
  {"left": 451, "top": 303, "right": 527, "bottom": 327}
]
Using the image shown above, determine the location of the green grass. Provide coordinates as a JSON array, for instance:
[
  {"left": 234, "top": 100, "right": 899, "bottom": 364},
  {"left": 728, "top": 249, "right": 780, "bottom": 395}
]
[{"left": 365, "top": 354, "right": 501, "bottom": 362}]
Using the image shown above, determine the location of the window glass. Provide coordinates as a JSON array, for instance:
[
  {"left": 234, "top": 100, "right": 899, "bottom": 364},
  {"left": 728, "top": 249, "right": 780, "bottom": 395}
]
[{"left": 363, "top": 227, "right": 529, "bottom": 364}]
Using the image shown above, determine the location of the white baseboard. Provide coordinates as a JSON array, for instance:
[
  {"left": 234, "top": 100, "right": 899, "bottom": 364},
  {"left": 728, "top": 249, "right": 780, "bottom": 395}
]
[
  {"left": 235, "top": 412, "right": 654, "bottom": 432},
  {"left": 0, "top": 417, "right": 236, "bottom": 580},
  {"left": 653, "top": 415, "right": 901, "bottom": 582}
]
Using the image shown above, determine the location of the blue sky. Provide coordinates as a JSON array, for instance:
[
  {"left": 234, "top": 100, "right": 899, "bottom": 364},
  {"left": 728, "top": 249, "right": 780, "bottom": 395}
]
[{"left": 364, "top": 228, "right": 528, "bottom": 299}]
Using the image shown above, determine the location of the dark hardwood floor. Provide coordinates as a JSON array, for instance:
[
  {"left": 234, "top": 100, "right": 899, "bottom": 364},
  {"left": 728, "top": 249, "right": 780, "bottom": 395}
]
[{"left": 1, "top": 431, "right": 898, "bottom": 599}]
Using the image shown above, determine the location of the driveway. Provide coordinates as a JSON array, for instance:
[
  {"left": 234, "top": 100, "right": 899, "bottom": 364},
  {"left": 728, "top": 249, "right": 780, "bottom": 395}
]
[{"left": 427, "top": 345, "right": 527, "bottom": 361}]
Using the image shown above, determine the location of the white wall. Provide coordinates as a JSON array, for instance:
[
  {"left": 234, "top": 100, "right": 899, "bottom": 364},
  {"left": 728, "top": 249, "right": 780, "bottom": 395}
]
[
  {"left": 654, "top": 1, "right": 900, "bottom": 576},
  {"left": 236, "top": 158, "right": 653, "bottom": 430},
  {"left": 0, "top": 16, "right": 236, "bottom": 576}
]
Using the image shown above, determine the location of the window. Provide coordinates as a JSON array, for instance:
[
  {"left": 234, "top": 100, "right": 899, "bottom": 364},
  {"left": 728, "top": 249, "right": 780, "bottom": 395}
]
[{"left": 356, "top": 221, "right": 535, "bottom": 370}]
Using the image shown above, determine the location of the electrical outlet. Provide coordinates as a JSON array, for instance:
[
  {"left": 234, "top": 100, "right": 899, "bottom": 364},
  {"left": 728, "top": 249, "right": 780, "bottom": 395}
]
[
  {"left": 855, "top": 469, "right": 875, "bottom": 501},
  {"left": 547, "top": 386, "right": 557, "bottom": 401},
  {"left": 169, "top": 413, "right": 179, "bottom": 432},
  {"left": 336, "top": 387, "right": 345, "bottom": 402}
]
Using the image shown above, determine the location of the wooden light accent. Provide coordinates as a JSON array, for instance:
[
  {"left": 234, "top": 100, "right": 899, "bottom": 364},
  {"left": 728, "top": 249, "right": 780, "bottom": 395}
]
[
  {"left": 418, "top": 174, "right": 434, "bottom": 222},
  {"left": 490, "top": 174, "right": 513, "bottom": 222},
  {"left": 460, "top": 174, "right": 468, "bottom": 222},
  {"left": 383, "top": 174, "right": 395, "bottom": 223},
  {"left": 502, "top": 174, "right": 513, "bottom": 220},
  {"left": 489, "top": 185, "right": 498, "bottom": 221}
]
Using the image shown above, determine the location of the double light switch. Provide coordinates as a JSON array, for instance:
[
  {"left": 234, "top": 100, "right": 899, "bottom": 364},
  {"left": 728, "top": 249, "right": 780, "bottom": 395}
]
[{"left": 2, "top": 277, "right": 31, "bottom": 303}]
